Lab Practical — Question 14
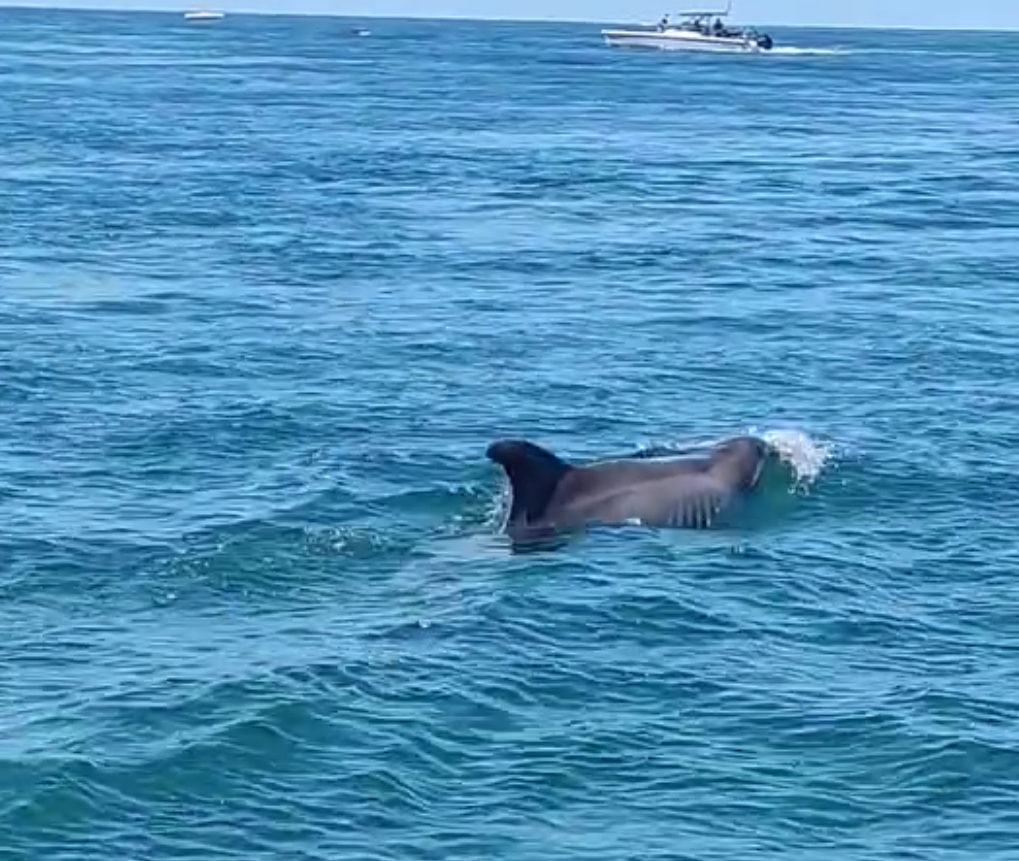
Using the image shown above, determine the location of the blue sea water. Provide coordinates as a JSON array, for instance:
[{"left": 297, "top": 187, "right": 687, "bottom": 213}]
[{"left": 2, "top": 6, "right": 1019, "bottom": 858}]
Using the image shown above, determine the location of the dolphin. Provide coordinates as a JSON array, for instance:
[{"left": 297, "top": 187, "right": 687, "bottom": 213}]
[{"left": 486, "top": 435, "right": 772, "bottom": 541}]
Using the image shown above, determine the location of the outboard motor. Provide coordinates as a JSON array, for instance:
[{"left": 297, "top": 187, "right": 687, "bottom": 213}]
[{"left": 757, "top": 33, "right": 773, "bottom": 50}]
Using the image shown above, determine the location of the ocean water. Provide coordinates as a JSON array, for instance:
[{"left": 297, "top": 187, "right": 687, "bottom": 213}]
[{"left": 2, "top": 6, "right": 1019, "bottom": 859}]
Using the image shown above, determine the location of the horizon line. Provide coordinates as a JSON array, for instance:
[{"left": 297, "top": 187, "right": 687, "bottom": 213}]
[{"left": 2, "top": 3, "right": 1018, "bottom": 33}]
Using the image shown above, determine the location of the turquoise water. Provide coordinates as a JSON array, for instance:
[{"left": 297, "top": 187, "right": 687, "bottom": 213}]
[{"left": 3, "top": 7, "right": 1019, "bottom": 858}]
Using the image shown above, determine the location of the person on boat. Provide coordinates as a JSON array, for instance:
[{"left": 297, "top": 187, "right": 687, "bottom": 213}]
[
  {"left": 713, "top": 17, "right": 725, "bottom": 35},
  {"left": 656, "top": 14, "right": 669, "bottom": 31}
]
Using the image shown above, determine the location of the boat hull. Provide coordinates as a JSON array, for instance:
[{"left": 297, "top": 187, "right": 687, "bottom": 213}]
[{"left": 601, "top": 29, "right": 766, "bottom": 53}]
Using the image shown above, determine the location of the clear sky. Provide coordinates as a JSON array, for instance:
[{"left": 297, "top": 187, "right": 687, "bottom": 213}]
[{"left": 6, "top": 0, "right": 1019, "bottom": 29}]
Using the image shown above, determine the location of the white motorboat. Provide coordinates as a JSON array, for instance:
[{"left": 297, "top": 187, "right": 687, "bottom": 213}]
[
  {"left": 184, "top": 10, "right": 225, "bottom": 21},
  {"left": 602, "top": 7, "right": 774, "bottom": 53}
]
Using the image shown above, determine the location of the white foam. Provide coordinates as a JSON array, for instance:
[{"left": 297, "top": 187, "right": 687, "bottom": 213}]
[
  {"left": 768, "top": 46, "right": 847, "bottom": 56},
  {"left": 757, "top": 427, "right": 834, "bottom": 487}
]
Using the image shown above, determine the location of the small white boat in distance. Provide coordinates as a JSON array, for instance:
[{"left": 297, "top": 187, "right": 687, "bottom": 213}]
[
  {"left": 602, "top": 6, "right": 774, "bottom": 53},
  {"left": 184, "top": 10, "right": 225, "bottom": 21}
]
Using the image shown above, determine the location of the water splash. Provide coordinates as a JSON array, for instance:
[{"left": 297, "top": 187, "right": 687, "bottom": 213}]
[{"left": 758, "top": 428, "right": 835, "bottom": 488}]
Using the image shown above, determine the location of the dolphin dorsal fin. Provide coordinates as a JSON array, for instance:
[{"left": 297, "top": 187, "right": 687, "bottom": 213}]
[{"left": 486, "top": 439, "right": 572, "bottom": 525}]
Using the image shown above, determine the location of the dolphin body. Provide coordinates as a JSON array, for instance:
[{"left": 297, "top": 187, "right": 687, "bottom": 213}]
[{"left": 486, "top": 435, "right": 772, "bottom": 541}]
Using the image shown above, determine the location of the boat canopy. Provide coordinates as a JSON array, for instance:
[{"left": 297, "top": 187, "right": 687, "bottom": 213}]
[{"left": 675, "top": 2, "right": 733, "bottom": 19}]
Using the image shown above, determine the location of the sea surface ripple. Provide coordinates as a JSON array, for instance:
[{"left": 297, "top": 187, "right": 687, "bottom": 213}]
[{"left": 2, "top": 8, "right": 1019, "bottom": 860}]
